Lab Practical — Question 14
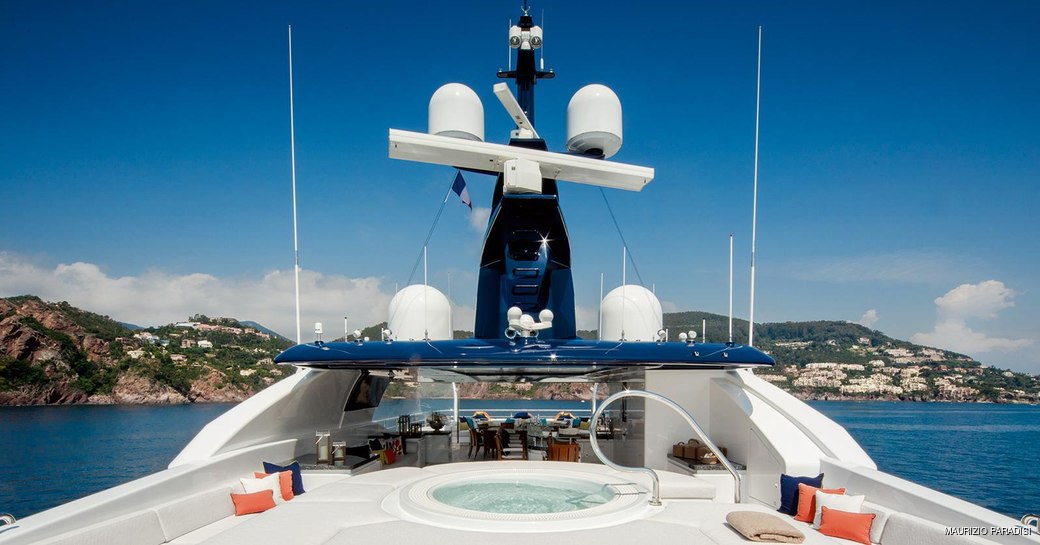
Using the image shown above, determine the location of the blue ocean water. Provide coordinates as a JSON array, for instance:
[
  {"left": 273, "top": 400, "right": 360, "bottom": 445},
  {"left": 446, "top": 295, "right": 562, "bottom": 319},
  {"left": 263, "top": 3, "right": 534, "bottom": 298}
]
[
  {"left": 0, "top": 404, "right": 234, "bottom": 519},
  {"left": 807, "top": 401, "right": 1040, "bottom": 520},
  {"left": 0, "top": 400, "right": 1035, "bottom": 520}
]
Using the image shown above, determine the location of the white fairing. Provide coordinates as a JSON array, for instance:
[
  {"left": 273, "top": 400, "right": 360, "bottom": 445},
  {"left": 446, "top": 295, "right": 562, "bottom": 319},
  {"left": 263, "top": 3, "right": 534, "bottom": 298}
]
[
  {"left": 567, "top": 84, "right": 622, "bottom": 158},
  {"left": 429, "top": 83, "right": 484, "bottom": 141},
  {"left": 600, "top": 284, "right": 662, "bottom": 341},
  {"left": 388, "top": 284, "right": 452, "bottom": 340}
]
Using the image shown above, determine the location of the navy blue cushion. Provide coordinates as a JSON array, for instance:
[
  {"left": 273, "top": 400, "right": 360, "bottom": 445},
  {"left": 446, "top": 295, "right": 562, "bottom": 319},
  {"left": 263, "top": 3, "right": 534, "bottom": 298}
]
[
  {"left": 264, "top": 460, "right": 305, "bottom": 495},
  {"left": 778, "top": 473, "right": 823, "bottom": 515},
  {"left": 514, "top": 411, "right": 532, "bottom": 419},
  {"left": 344, "top": 445, "right": 372, "bottom": 459}
]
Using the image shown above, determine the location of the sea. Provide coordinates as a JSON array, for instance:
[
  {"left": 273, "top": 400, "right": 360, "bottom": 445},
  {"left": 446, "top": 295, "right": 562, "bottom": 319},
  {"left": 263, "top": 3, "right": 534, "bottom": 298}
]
[{"left": 0, "top": 400, "right": 1036, "bottom": 521}]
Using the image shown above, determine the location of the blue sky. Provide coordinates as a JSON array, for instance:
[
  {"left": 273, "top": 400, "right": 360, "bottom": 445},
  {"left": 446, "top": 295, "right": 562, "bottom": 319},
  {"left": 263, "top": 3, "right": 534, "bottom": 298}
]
[{"left": 2, "top": 1, "right": 1038, "bottom": 373}]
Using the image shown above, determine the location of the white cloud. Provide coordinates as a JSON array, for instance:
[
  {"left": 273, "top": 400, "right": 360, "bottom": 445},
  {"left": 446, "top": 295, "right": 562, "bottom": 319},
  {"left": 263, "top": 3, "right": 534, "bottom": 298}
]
[
  {"left": 859, "top": 309, "right": 879, "bottom": 328},
  {"left": 911, "top": 280, "right": 1033, "bottom": 355},
  {"left": 0, "top": 252, "right": 391, "bottom": 341},
  {"left": 575, "top": 303, "right": 598, "bottom": 331},
  {"left": 932, "top": 280, "right": 1017, "bottom": 320},
  {"left": 0, "top": 251, "right": 610, "bottom": 341},
  {"left": 469, "top": 206, "right": 491, "bottom": 234},
  {"left": 452, "top": 304, "right": 475, "bottom": 332}
]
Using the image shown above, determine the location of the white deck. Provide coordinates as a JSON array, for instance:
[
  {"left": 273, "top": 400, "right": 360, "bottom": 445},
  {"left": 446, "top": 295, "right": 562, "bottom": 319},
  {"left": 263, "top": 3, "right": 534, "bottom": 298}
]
[{"left": 173, "top": 462, "right": 800, "bottom": 545}]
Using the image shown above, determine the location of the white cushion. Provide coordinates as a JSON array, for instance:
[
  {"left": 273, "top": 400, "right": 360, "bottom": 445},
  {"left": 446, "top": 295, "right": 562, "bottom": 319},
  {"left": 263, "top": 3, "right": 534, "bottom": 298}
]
[
  {"left": 290, "top": 482, "right": 394, "bottom": 503},
  {"left": 862, "top": 500, "right": 896, "bottom": 544},
  {"left": 240, "top": 473, "right": 284, "bottom": 505},
  {"left": 167, "top": 514, "right": 251, "bottom": 544},
  {"left": 196, "top": 502, "right": 391, "bottom": 545},
  {"left": 300, "top": 472, "right": 351, "bottom": 491},
  {"left": 152, "top": 486, "right": 235, "bottom": 541},
  {"left": 880, "top": 512, "right": 997, "bottom": 545},
  {"left": 813, "top": 490, "right": 865, "bottom": 528},
  {"left": 38, "top": 510, "right": 166, "bottom": 545}
]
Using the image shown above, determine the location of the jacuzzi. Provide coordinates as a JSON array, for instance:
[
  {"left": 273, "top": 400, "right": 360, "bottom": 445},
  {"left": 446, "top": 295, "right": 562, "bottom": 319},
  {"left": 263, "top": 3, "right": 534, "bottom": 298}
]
[{"left": 386, "top": 464, "right": 656, "bottom": 532}]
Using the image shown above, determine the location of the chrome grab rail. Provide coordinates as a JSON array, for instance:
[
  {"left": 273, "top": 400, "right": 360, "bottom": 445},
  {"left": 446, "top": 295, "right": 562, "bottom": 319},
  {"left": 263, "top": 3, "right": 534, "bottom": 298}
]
[
  {"left": 588, "top": 389, "right": 742, "bottom": 505},
  {"left": 0, "top": 513, "right": 15, "bottom": 526},
  {"left": 1022, "top": 513, "right": 1039, "bottom": 528}
]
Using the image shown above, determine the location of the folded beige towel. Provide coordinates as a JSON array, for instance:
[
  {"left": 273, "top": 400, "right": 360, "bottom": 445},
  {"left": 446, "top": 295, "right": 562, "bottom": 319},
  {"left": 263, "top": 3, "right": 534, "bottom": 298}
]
[{"left": 726, "top": 511, "right": 806, "bottom": 543}]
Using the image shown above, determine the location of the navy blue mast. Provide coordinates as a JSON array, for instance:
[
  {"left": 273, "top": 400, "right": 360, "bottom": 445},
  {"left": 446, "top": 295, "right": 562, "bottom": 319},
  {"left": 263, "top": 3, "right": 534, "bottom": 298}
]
[
  {"left": 496, "top": 6, "right": 554, "bottom": 128},
  {"left": 474, "top": 4, "right": 574, "bottom": 340}
]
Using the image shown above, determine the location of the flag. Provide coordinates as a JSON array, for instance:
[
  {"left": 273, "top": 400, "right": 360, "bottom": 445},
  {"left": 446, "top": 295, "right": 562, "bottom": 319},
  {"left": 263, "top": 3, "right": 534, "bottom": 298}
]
[{"left": 450, "top": 171, "right": 472, "bottom": 209}]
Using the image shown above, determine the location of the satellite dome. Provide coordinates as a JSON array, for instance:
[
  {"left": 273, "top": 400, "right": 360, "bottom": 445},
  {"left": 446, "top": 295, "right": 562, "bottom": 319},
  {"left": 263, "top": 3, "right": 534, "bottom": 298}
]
[
  {"left": 600, "top": 284, "right": 662, "bottom": 341},
  {"left": 429, "top": 83, "right": 484, "bottom": 142},
  {"left": 387, "top": 284, "right": 452, "bottom": 341},
  {"left": 566, "top": 84, "right": 622, "bottom": 158}
]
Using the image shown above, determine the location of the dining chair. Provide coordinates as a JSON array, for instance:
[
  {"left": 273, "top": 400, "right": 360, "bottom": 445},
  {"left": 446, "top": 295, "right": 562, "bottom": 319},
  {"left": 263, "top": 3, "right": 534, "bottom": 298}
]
[
  {"left": 547, "top": 438, "right": 579, "bottom": 462},
  {"left": 468, "top": 427, "right": 484, "bottom": 458},
  {"left": 482, "top": 428, "right": 500, "bottom": 459}
]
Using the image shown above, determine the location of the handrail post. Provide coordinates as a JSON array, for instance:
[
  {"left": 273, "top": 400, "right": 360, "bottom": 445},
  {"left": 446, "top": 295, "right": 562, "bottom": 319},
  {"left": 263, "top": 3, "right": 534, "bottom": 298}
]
[{"left": 589, "top": 389, "right": 742, "bottom": 504}]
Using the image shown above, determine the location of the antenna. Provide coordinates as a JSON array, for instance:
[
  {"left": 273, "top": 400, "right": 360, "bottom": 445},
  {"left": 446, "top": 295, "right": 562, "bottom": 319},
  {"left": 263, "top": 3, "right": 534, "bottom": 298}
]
[
  {"left": 288, "top": 25, "right": 302, "bottom": 345},
  {"left": 728, "top": 233, "right": 734, "bottom": 344},
  {"left": 749, "top": 26, "right": 762, "bottom": 347},
  {"left": 507, "top": 19, "right": 512, "bottom": 72},
  {"left": 540, "top": 9, "right": 545, "bottom": 71},
  {"left": 621, "top": 247, "right": 627, "bottom": 341},
  {"left": 598, "top": 272, "right": 604, "bottom": 341},
  {"left": 423, "top": 246, "right": 429, "bottom": 340}
]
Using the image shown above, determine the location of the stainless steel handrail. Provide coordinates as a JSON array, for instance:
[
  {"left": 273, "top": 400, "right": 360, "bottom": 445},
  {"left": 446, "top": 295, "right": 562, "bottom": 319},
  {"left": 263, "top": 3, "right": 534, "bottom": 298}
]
[
  {"left": 1022, "top": 513, "right": 1039, "bottom": 528},
  {"left": 0, "top": 513, "right": 15, "bottom": 526},
  {"left": 588, "top": 389, "right": 742, "bottom": 505}
]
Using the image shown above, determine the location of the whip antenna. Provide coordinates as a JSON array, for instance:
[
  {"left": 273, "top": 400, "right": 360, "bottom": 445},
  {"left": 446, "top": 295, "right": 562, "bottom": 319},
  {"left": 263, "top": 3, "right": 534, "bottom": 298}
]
[
  {"left": 749, "top": 26, "right": 762, "bottom": 347},
  {"left": 729, "top": 233, "right": 734, "bottom": 344},
  {"left": 288, "top": 25, "right": 301, "bottom": 345}
]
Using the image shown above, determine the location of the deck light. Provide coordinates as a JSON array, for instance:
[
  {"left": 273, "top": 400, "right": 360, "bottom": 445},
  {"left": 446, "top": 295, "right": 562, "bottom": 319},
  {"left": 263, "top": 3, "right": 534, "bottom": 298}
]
[{"left": 315, "top": 430, "right": 332, "bottom": 464}]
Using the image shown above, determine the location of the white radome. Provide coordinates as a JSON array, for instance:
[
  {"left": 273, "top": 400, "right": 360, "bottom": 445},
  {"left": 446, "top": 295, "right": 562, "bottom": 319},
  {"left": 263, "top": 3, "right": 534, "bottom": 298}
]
[
  {"left": 387, "top": 284, "right": 452, "bottom": 341},
  {"left": 429, "top": 83, "right": 484, "bottom": 142},
  {"left": 566, "top": 84, "right": 623, "bottom": 158},
  {"left": 600, "top": 284, "right": 662, "bottom": 341}
]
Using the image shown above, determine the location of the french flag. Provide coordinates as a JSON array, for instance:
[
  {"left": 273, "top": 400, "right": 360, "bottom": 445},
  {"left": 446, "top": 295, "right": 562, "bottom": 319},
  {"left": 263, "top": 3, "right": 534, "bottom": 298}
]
[{"left": 451, "top": 171, "right": 472, "bottom": 209}]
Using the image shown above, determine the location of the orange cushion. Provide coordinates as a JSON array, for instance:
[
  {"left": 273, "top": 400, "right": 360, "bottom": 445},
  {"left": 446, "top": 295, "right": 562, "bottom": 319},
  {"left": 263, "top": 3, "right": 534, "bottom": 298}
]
[
  {"left": 794, "top": 483, "right": 845, "bottom": 522},
  {"left": 231, "top": 490, "right": 276, "bottom": 516},
  {"left": 254, "top": 471, "right": 295, "bottom": 501},
  {"left": 819, "top": 506, "right": 876, "bottom": 545}
]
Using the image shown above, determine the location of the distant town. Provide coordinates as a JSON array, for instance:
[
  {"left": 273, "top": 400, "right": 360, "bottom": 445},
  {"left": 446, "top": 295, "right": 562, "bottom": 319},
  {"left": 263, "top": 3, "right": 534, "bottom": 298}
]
[{"left": 756, "top": 336, "right": 1037, "bottom": 403}]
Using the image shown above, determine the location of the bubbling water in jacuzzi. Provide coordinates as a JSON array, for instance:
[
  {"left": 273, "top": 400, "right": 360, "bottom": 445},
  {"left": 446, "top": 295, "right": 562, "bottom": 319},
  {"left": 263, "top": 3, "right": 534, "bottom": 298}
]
[
  {"left": 431, "top": 478, "right": 615, "bottom": 514},
  {"left": 392, "top": 466, "right": 652, "bottom": 532}
]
